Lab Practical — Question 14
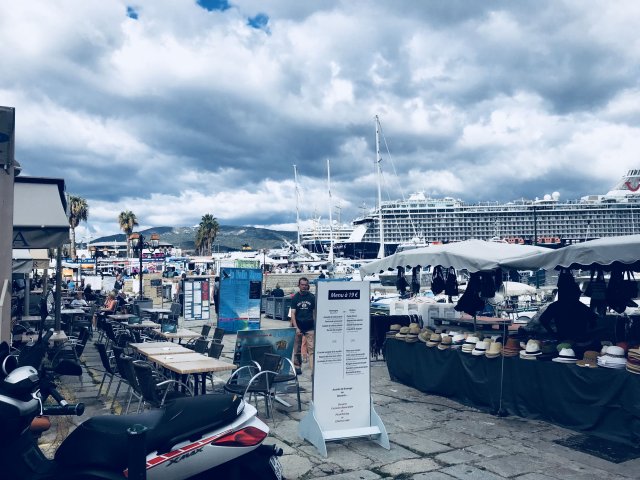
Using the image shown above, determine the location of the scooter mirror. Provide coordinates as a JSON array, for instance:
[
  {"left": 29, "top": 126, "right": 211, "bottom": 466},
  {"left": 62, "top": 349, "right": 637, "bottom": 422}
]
[{"left": 2, "top": 354, "right": 18, "bottom": 376}]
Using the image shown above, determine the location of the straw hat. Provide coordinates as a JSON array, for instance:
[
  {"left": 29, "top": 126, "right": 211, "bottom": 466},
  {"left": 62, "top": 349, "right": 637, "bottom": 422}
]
[
  {"left": 461, "top": 336, "right": 479, "bottom": 354},
  {"left": 405, "top": 333, "right": 419, "bottom": 343},
  {"left": 552, "top": 348, "right": 578, "bottom": 363},
  {"left": 472, "top": 340, "right": 491, "bottom": 356},
  {"left": 408, "top": 324, "right": 421, "bottom": 336},
  {"left": 395, "top": 326, "right": 410, "bottom": 339},
  {"left": 502, "top": 337, "right": 521, "bottom": 357},
  {"left": 386, "top": 324, "right": 403, "bottom": 339},
  {"left": 438, "top": 335, "right": 453, "bottom": 350},
  {"left": 485, "top": 342, "right": 503, "bottom": 358},
  {"left": 576, "top": 351, "right": 599, "bottom": 368},
  {"left": 519, "top": 340, "right": 542, "bottom": 360},
  {"left": 450, "top": 333, "right": 466, "bottom": 349},
  {"left": 426, "top": 333, "right": 442, "bottom": 348},
  {"left": 626, "top": 348, "right": 640, "bottom": 374},
  {"left": 597, "top": 345, "right": 626, "bottom": 369},
  {"left": 418, "top": 329, "right": 434, "bottom": 343}
]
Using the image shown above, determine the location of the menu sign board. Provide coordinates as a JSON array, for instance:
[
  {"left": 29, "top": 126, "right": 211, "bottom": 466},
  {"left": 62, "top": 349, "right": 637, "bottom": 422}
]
[{"left": 313, "top": 281, "right": 370, "bottom": 433}]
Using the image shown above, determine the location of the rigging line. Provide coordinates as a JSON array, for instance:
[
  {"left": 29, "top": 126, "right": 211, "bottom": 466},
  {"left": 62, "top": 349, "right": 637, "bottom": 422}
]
[{"left": 377, "top": 118, "right": 421, "bottom": 240}]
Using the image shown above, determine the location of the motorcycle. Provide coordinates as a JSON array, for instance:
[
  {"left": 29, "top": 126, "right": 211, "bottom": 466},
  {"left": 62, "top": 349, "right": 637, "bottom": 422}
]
[{"left": 0, "top": 335, "right": 284, "bottom": 480}]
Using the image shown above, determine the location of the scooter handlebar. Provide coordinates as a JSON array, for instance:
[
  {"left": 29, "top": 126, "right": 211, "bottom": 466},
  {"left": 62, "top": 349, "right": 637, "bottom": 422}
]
[{"left": 42, "top": 403, "right": 85, "bottom": 417}]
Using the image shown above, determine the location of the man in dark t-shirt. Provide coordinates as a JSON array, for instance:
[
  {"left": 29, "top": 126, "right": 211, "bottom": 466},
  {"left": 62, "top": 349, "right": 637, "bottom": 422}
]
[{"left": 291, "top": 277, "right": 316, "bottom": 374}]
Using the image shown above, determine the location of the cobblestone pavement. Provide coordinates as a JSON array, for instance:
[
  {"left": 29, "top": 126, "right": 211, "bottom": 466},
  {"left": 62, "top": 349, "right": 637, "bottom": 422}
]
[{"left": 44, "top": 317, "right": 640, "bottom": 479}]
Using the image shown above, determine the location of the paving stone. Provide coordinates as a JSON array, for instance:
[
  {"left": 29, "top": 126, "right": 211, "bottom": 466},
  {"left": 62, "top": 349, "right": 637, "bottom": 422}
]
[
  {"left": 424, "top": 428, "right": 482, "bottom": 449},
  {"left": 435, "top": 449, "right": 482, "bottom": 465},
  {"left": 412, "top": 472, "right": 458, "bottom": 480},
  {"left": 392, "top": 432, "right": 453, "bottom": 455},
  {"left": 440, "top": 464, "right": 506, "bottom": 480},
  {"left": 475, "top": 453, "right": 555, "bottom": 477},
  {"left": 314, "top": 470, "right": 381, "bottom": 479},
  {"left": 379, "top": 458, "right": 440, "bottom": 477},
  {"left": 464, "top": 444, "right": 508, "bottom": 458}
]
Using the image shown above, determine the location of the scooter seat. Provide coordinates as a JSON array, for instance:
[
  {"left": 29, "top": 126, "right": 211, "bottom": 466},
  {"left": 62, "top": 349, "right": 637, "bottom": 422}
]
[{"left": 55, "top": 393, "right": 244, "bottom": 471}]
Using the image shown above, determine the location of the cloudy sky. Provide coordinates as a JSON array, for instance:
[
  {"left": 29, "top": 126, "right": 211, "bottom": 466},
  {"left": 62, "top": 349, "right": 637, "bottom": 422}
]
[{"left": 3, "top": 0, "right": 640, "bottom": 240}]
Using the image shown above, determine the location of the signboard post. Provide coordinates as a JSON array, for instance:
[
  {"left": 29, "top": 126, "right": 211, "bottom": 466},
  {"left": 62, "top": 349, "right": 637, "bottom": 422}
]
[
  {"left": 218, "top": 267, "right": 262, "bottom": 332},
  {"left": 298, "top": 281, "right": 389, "bottom": 457},
  {"left": 183, "top": 276, "right": 211, "bottom": 321}
]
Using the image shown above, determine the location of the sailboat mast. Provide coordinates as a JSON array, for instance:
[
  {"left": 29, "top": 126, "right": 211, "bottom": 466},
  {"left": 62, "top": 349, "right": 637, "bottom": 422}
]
[
  {"left": 293, "top": 164, "right": 301, "bottom": 245},
  {"left": 376, "top": 115, "right": 385, "bottom": 258},
  {"left": 327, "top": 159, "right": 334, "bottom": 263}
]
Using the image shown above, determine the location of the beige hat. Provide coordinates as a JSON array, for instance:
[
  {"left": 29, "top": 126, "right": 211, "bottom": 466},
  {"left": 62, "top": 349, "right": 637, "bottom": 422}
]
[
  {"left": 426, "top": 333, "right": 442, "bottom": 347},
  {"left": 438, "top": 335, "right": 452, "bottom": 350},
  {"left": 485, "top": 342, "right": 503, "bottom": 358},
  {"left": 472, "top": 340, "right": 491, "bottom": 356}
]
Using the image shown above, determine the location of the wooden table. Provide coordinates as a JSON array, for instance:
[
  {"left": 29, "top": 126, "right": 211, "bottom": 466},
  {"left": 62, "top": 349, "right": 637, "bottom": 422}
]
[
  {"left": 18, "top": 331, "right": 68, "bottom": 345},
  {"left": 130, "top": 342, "right": 194, "bottom": 356},
  {"left": 107, "top": 314, "right": 135, "bottom": 321},
  {"left": 142, "top": 308, "right": 172, "bottom": 322},
  {"left": 147, "top": 352, "right": 212, "bottom": 364},
  {"left": 19, "top": 315, "right": 43, "bottom": 325},
  {"left": 157, "top": 356, "right": 236, "bottom": 394},
  {"left": 151, "top": 328, "right": 201, "bottom": 343},
  {"left": 126, "top": 321, "right": 160, "bottom": 329}
]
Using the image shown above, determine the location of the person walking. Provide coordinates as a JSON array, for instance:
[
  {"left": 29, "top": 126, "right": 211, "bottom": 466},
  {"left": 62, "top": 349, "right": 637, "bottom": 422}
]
[{"left": 290, "top": 277, "right": 316, "bottom": 375}]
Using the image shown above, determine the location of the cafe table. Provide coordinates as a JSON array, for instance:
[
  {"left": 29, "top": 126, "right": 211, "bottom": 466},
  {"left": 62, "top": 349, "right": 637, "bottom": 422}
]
[
  {"left": 151, "top": 328, "right": 201, "bottom": 343},
  {"left": 107, "top": 314, "right": 135, "bottom": 322},
  {"left": 60, "top": 308, "right": 86, "bottom": 334},
  {"left": 130, "top": 342, "right": 193, "bottom": 356},
  {"left": 141, "top": 307, "right": 172, "bottom": 322},
  {"left": 154, "top": 356, "right": 236, "bottom": 395},
  {"left": 126, "top": 320, "right": 160, "bottom": 329},
  {"left": 18, "top": 330, "right": 68, "bottom": 345}
]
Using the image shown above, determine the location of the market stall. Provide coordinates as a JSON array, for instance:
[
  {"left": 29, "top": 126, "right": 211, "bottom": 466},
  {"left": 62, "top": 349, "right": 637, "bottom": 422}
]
[{"left": 364, "top": 237, "right": 640, "bottom": 447}]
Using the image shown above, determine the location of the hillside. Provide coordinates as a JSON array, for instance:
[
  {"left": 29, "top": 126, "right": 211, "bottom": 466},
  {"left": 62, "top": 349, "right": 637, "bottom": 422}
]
[{"left": 94, "top": 225, "right": 297, "bottom": 252}]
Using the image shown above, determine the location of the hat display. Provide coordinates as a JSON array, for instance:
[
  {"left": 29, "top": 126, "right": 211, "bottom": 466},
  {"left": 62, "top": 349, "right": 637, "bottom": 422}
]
[
  {"left": 519, "top": 340, "right": 542, "bottom": 360},
  {"left": 405, "top": 333, "right": 419, "bottom": 343},
  {"left": 598, "top": 345, "right": 626, "bottom": 369},
  {"left": 426, "top": 333, "right": 442, "bottom": 348},
  {"left": 626, "top": 348, "right": 640, "bottom": 374},
  {"left": 386, "top": 324, "right": 402, "bottom": 339},
  {"left": 461, "top": 336, "right": 479, "bottom": 354},
  {"left": 485, "top": 342, "right": 502, "bottom": 358},
  {"left": 552, "top": 348, "right": 578, "bottom": 363},
  {"left": 450, "top": 333, "right": 466, "bottom": 349},
  {"left": 576, "top": 350, "right": 599, "bottom": 368},
  {"left": 438, "top": 335, "right": 453, "bottom": 350},
  {"left": 418, "top": 328, "right": 434, "bottom": 343},
  {"left": 395, "top": 326, "right": 410, "bottom": 339},
  {"left": 408, "top": 324, "right": 421, "bottom": 336},
  {"left": 502, "top": 337, "right": 521, "bottom": 357},
  {"left": 472, "top": 340, "right": 491, "bottom": 356}
]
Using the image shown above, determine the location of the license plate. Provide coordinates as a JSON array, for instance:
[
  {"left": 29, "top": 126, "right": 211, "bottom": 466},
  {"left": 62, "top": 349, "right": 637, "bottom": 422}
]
[{"left": 269, "top": 455, "right": 283, "bottom": 480}]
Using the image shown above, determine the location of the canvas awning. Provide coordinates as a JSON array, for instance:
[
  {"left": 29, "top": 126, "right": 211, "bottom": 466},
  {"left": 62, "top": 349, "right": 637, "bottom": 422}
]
[
  {"left": 359, "top": 239, "right": 550, "bottom": 276},
  {"left": 13, "top": 176, "right": 68, "bottom": 249}
]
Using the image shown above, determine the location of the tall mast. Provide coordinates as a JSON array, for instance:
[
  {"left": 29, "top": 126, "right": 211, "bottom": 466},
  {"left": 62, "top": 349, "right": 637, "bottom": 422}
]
[
  {"left": 376, "top": 115, "right": 385, "bottom": 259},
  {"left": 293, "top": 164, "right": 301, "bottom": 245},
  {"left": 327, "top": 159, "right": 334, "bottom": 264}
]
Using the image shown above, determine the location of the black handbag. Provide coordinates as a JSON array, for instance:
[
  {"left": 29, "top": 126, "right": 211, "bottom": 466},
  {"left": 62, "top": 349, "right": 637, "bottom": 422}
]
[{"left": 431, "top": 266, "right": 445, "bottom": 295}]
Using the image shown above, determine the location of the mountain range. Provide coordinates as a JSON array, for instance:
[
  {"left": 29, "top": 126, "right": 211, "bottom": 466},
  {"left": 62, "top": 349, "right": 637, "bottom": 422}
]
[{"left": 93, "top": 225, "right": 297, "bottom": 253}]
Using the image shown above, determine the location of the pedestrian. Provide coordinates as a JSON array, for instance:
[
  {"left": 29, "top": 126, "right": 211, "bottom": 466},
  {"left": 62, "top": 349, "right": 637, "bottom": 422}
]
[
  {"left": 271, "top": 284, "right": 284, "bottom": 297},
  {"left": 213, "top": 276, "right": 220, "bottom": 316},
  {"left": 290, "top": 277, "right": 316, "bottom": 375}
]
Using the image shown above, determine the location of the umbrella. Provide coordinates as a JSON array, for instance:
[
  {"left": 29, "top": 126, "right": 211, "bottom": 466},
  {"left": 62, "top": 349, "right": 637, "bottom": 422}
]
[
  {"left": 359, "top": 239, "right": 550, "bottom": 276},
  {"left": 501, "top": 234, "right": 640, "bottom": 271},
  {"left": 499, "top": 281, "right": 537, "bottom": 297}
]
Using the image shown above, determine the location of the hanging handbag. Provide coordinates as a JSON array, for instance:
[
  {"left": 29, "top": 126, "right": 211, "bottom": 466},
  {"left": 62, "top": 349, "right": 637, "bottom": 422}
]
[
  {"left": 431, "top": 265, "right": 445, "bottom": 295},
  {"left": 585, "top": 267, "right": 607, "bottom": 301}
]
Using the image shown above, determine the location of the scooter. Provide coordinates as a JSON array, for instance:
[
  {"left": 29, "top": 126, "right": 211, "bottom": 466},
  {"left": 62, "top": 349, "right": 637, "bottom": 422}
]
[{"left": 0, "top": 337, "right": 284, "bottom": 480}]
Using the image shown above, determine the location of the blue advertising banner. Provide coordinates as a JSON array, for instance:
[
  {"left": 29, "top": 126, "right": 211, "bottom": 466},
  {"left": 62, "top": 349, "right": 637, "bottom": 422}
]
[
  {"left": 233, "top": 328, "right": 296, "bottom": 367},
  {"left": 218, "top": 267, "right": 262, "bottom": 332}
]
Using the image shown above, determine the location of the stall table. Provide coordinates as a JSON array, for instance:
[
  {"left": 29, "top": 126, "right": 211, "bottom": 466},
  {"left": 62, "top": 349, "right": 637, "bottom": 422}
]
[{"left": 384, "top": 338, "right": 640, "bottom": 447}]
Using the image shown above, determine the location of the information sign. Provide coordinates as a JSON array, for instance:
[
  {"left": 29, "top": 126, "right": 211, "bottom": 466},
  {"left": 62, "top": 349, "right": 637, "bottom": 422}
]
[{"left": 218, "top": 268, "right": 262, "bottom": 332}]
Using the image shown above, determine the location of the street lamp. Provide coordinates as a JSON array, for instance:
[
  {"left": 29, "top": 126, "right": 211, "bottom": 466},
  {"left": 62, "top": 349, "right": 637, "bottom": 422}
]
[{"left": 129, "top": 232, "right": 160, "bottom": 300}]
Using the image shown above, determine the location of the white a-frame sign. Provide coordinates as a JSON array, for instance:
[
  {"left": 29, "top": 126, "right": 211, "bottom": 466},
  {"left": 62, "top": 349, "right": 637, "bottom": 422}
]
[{"left": 298, "top": 281, "right": 389, "bottom": 457}]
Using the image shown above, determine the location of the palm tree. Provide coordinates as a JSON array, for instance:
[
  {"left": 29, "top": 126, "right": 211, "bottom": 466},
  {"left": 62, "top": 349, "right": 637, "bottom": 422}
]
[
  {"left": 118, "top": 210, "right": 138, "bottom": 257},
  {"left": 68, "top": 195, "right": 89, "bottom": 260},
  {"left": 197, "top": 214, "right": 219, "bottom": 256},
  {"left": 194, "top": 227, "right": 205, "bottom": 256}
]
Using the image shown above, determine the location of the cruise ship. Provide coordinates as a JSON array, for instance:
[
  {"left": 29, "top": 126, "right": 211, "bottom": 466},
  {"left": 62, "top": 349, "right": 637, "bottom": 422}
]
[{"left": 350, "top": 169, "right": 640, "bottom": 249}]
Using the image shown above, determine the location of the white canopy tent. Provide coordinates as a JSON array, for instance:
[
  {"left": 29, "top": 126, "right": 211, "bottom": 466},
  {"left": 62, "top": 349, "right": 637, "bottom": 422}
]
[
  {"left": 501, "top": 235, "right": 640, "bottom": 271},
  {"left": 359, "top": 239, "right": 551, "bottom": 276}
]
